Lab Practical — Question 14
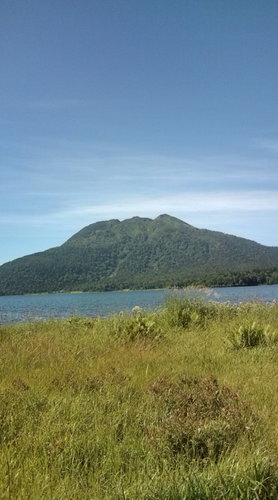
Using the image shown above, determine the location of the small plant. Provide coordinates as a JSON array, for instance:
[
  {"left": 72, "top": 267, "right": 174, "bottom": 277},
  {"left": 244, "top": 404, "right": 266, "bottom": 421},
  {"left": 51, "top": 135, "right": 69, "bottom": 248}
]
[
  {"left": 164, "top": 298, "right": 217, "bottom": 329},
  {"left": 112, "top": 311, "right": 163, "bottom": 342},
  {"left": 229, "top": 322, "right": 278, "bottom": 349},
  {"left": 149, "top": 375, "right": 254, "bottom": 460},
  {"left": 65, "top": 316, "right": 96, "bottom": 328}
]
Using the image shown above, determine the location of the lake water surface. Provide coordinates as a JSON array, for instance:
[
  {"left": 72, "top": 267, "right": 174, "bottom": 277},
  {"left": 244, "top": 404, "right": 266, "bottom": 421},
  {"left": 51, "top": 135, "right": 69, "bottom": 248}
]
[{"left": 0, "top": 285, "right": 278, "bottom": 325}]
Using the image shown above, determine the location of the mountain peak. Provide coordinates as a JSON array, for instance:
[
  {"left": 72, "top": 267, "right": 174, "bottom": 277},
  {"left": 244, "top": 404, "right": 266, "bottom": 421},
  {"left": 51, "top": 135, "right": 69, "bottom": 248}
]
[
  {"left": 1, "top": 214, "right": 278, "bottom": 295},
  {"left": 154, "top": 214, "right": 194, "bottom": 228},
  {"left": 155, "top": 213, "right": 172, "bottom": 219}
]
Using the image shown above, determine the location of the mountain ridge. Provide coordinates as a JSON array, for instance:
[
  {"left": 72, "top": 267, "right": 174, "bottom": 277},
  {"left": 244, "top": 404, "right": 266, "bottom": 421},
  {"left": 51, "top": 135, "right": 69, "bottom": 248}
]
[{"left": 1, "top": 214, "right": 278, "bottom": 295}]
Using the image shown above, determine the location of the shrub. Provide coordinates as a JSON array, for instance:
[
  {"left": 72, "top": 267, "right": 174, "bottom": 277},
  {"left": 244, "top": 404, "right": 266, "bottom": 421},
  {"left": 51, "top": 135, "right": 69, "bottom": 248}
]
[
  {"left": 164, "top": 298, "right": 217, "bottom": 329},
  {"left": 111, "top": 311, "right": 163, "bottom": 342},
  {"left": 149, "top": 375, "right": 254, "bottom": 460},
  {"left": 64, "top": 317, "right": 96, "bottom": 328},
  {"left": 229, "top": 322, "right": 278, "bottom": 349}
]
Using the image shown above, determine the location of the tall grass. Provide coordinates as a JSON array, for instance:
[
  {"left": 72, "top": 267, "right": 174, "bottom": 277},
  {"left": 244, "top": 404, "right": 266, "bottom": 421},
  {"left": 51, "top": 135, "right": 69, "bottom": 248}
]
[{"left": 0, "top": 299, "right": 277, "bottom": 499}]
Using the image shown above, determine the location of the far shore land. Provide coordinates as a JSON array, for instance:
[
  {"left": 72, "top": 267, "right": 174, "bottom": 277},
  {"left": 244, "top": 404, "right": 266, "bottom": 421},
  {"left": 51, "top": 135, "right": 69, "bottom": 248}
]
[
  {"left": 4, "top": 280, "right": 278, "bottom": 297},
  {"left": 49, "top": 281, "right": 278, "bottom": 294}
]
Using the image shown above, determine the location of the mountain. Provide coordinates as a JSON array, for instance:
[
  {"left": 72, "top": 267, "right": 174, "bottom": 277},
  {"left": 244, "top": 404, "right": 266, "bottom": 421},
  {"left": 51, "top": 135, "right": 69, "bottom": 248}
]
[{"left": 1, "top": 214, "right": 278, "bottom": 295}]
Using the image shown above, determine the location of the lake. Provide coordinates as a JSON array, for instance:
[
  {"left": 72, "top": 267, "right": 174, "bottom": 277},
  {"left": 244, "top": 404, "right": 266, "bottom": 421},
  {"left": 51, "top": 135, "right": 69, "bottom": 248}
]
[{"left": 0, "top": 284, "right": 278, "bottom": 325}]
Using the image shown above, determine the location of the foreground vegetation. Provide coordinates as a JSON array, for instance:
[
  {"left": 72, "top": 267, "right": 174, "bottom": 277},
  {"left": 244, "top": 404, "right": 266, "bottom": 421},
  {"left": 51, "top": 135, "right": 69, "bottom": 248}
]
[{"left": 0, "top": 298, "right": 278, "bottom": 499}]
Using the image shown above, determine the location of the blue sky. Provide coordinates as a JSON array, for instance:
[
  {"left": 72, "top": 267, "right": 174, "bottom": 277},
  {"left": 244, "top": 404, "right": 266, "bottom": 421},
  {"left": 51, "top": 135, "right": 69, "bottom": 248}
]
[{"left": 1, "top": 0, "right": 278, "bottom": 264}]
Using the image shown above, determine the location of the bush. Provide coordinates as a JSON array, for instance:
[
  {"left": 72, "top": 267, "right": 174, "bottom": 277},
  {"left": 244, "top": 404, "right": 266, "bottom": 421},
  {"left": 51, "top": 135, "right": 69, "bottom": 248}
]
[
  {"left": 149, "top": 375, "right": 254, "bottom": 460},
  {"left": 164, "top": 298, "right": 217, "bottom": 329},
  {"left": 64, "top": 317, "right": 97, "bottom": 328},
  {"left": 111, "top": 310, "right": 163, "bottom": 342},
  {"left": 229, "top": 322, "right": 278, "bottom": 349}
]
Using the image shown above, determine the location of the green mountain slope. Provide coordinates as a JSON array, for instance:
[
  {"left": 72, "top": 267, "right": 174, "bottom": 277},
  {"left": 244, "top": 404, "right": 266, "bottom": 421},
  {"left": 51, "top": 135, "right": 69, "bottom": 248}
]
[{"left": 1, "top": 214, "right": 278, "bottom": 295}]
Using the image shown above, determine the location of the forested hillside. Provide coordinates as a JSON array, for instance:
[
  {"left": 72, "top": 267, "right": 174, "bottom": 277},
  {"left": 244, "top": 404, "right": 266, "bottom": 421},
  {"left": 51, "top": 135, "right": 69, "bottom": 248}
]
[{"left": 1, "top": 214, "right": 278, "bottom": 295}]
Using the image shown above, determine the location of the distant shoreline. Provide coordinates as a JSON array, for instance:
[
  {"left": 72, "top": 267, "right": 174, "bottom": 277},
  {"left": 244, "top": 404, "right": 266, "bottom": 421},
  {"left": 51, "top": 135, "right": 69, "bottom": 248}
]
[{"left": 1, "top": 282, "right": 278, "bottom": 299}]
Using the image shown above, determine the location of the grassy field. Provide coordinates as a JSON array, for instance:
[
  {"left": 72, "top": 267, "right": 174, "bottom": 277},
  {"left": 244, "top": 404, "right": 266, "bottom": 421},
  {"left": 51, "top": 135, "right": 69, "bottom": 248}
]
[{"left": 0, "top": 298, "right": 278, "bottom": 499}]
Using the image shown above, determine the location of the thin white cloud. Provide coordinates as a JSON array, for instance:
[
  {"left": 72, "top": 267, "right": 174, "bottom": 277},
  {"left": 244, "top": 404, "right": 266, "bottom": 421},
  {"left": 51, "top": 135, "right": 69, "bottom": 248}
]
[
  {"left": 64, "top": 191, "right": 278, "bottom": 216},
  {"left": 2, "top": 146, "right": 278, "bottom": 191},
  {"left": 1, "top": 190, "right": 277, "bottom": 226}
]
